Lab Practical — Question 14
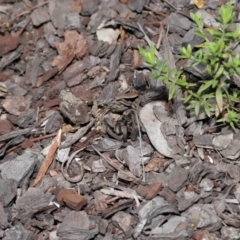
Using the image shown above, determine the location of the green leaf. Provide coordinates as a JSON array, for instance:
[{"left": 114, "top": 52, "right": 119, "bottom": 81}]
[
  {"left": 232, "top": 26, "right": 240, "bottom": 39},
  {"left": 217, "top": 109, "right": 239, "bottom": 129},
  {"left": 219, "top": 2, "right": 233, "bottom": 25},
  {"left": 197, "top": 81, "right": 214, "bottom": 94},
  {"left": 169, "top": 84, "right": 175, "bottom": 100},
  {"left": 206, "top": 65, "right": 212, "bottom": 75},
  {"left": 229, "top": 93, "right": 240, "bottom": 103},
  {"left": 215, "top": 104, "right": 220, "bottom": 117},
  {"left": 204, "top": 103, "right": 211, "bottom": 117},
  {"left": 182, "top": 94, "right": 192, "bottom": 103},
  {"left": 215, "top": 65, "right": 224, "bottom": 79},
  {"left": 186, "top": 101, "right": 197, "bottom": 110},
  {"left": 194, "top": 29, "right": 205, "bottom": 38},
  {"left": 216, "top": 88, "right": 223, "bottom": 113},
  {"left": 179, "top": 45, "right": 192, "bottom": 59},
  {"left": 207, "top": 28, "right": 222, "bottom": 38},
  {"left": 190, "top": 12, "right": 203, "bottom": 28},
  {"left": 201, "top": 93, "right": 215, "bottom": 100},
  {"left": 217, "top": 117, "right": 226, "bottom": 123},
  {"left": 223, "top": 69, "right": 231, "bottom": 79},
  {"left": 150, "top": 71, "right": 160, "bottom": 79},
  {"left": 138, "top": 46, "right": 147, "bottom": 58},
  {"left": 211, "top": 79, "right": 218, "bottom": 88},
  {"left": 230, "top": 122, "right": 236, "bottom": 129},
  {"left": 194, "top": 101, "right": 200, "bottom": 116},
  {"left": 158, "top": 60, "right": 168, "bottom": 72},
  {"left": 194, "top": 49, "right": 203, "bottom": 60}
]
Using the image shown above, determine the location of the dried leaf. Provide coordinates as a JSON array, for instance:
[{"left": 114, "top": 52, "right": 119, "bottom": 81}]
[
  {"left": 194, "top": 0, "right": 204, "bottom": 8},
  {"left": 52, "top": 31, "right": 88, "bottom": 73},
  {"left": 32, "top": 129, "right": 61, "bottom": 186}
]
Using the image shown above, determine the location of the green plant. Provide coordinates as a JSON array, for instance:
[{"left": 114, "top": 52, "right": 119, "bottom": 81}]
[{"left": 138, "top": 2, "right": 240, "bottom": 129}]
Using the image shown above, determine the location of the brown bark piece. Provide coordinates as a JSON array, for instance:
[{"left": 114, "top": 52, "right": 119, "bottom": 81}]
[
  {"left": 0, "top": 119, "right": 13, "bottom": 135},
  {"left": 32, "top": 129, "right": 61, "bottom": 186},
  {"left": 52, "top": 30, "right": 88, "bottom": 73},
  {"left": 2, "top": 96, "right": 31, "bottom": 116},
  {"left": 56, "top": 189, "right": 87, "bottom": 210},
  {"left": 0, "top": 35, "right": 19, "bottom": 57},
  {"left": 146, "top": 182, "right": 162, "bottom": 200}
]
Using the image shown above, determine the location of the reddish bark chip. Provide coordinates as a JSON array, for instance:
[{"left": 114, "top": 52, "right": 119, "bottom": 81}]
[
  {"left": 0, "top": 35, "right": 19, "bottom": 57},
  {"left": 56, "top": 189, "right": 87, "bottom": 211}
]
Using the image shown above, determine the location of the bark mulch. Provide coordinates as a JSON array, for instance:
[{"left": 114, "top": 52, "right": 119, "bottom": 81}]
[{"left": 0, "top": 0, "right": 240, "bottom": 239}]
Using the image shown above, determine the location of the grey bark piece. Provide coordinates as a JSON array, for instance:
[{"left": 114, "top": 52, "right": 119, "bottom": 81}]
[
  {"left": 92, "top": 159, "right": 106, "bottom": 173},
  {"left": 8, "top": 109, "right": 37, "bottom": 128},
  {"left": 88, "top": 6, "right": 117, "bottom": 32},
  {"left": 150, "top": 216, "right": 193, "bottom": 239},
  {"left": 0, "top": 46, "right": 22, "bottom": 71},
  {"left": 139, "top": 101, "right": 175, "bottom": 158},
  {"left": 117, "top": 18, "right": 144, "bottom": 38},
  {"left": 123, "top": 146, "right": 142, "bottom": 177},
  {"left": 97, "top": 218, "right": 108, "bottom": 235},
  {"left": 184, "top": 62, "right": 209, "bottom": 79},
  {"left": 117, "top": 2, "right": 136, "bottom": 18},
  {"left": 57, "top": 211, "right": 99, "bottom": 240},
  {"left": 133, "top": 196, "right": 174, "bottom": 238},
  {"left": 168, "top": 13, "right": 191, "bottom": 36},
  {"left": 168, "top": 166, "right": 189, "bottom": 192},
  {"left": 220, "top": 139, "right": 240, "bottom": 160},
  {"left": 90, "top": 137, "right": 123, "bottom": 152},
  {"left": 185, "top": 121, "right": 203, "bottom": 136},
  {"left": 97, "top": 82, "right": 120, "bottom": 104},
  {"left": 112, "top": 211, "right": 133, "bottom": 238},
  {"left": 165, "top": 0, "right": 191, "bottom": 9},
  {"left": 161, "top": 118, "right": 178, "bottom": 136},
  {"left": 81, "top": 0, "right": 98, "bottom": 16},
  {"left": 106, "top": 44, "right": 122, "bottom": 82},
  {"left": 128, "top": 0, "right": 148, "bottom": 13},
  {"left": 0, "top": 202, "right": 8, "bottom": 229},
  {"left": 31, "top": 6, "right": 50, "bottom": 26},
  {"left": 0, "top": 230, "right": 4, "bottom": 238},
  {"left": 133, "top": 72, "right": 146, "bottom": 90},
  {"left": 177, "top": 191, "right": 200, "bottom": 212},
  {"left": 145, "top": 172, "right": 169, "bottom": 187},
  {"left": 4, "top": 80, "right": 28, "bottom": 96},
  {"left": 89, "top": 40, "right": 111, "bottom": 57},
  {"left": 16, "top": 188, "right": 55, "bottom": 214},
  {"left": 37, "top": 175, "right": 57, "bottom": 193},
  {"left": 0, "top": 150, "right": 42, "bottom": 186},
  {"left": 44, "top": 111, "right": 64, "bottom": 134},
  {"left": 132, "top": 140, "right": 153, "bottom": 163},
  {"left": 25, "top": 54, "right": 42, "bottom": 87},
  {"left": 183, "top": 204, "right": 222, "bottom": 231},
  {"left": 60, "top": 119, "right": 95, "bottom": 149},
  {"left": 181, "top": 29, "right": 205, "bottom": 48},
  {"left": 65, "top": 12, "right": 82, "bottom": 30},
  {"left": 48, "top": 0, "right": 72, "bottom": 29},
  {"left": 212, "top": 134, "right": 233, "bottom": 150},
  {"left": 0, "top": 135, "right": 25, "bottom": 157},
  {"left": 63, "top": 56, "right": 100, "bottom": 86},
  {"left": 59, "top": 90, "right": 90, "bottom": 125},
  {"left": 193, "top": 134, "right": 213, "bottom": 148},
  {"left": 221, "top": 226, "right": 240, "bottom": 240},
  {"left": 0, "top": 179, "right": 17, "bottom": 207},
  {"left": 43, "top": 22, "right": 60, "bottom": 47},
  {"left": 3, "top": 224, "right": 33, "bottom": 240},
  {"left": 200, "top": 178, "right": 214, "bottom": 192}
]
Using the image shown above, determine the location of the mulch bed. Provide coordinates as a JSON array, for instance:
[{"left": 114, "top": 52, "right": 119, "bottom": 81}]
[{"left": 0, "top": 0, "right": 240, "bottom": 239}]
